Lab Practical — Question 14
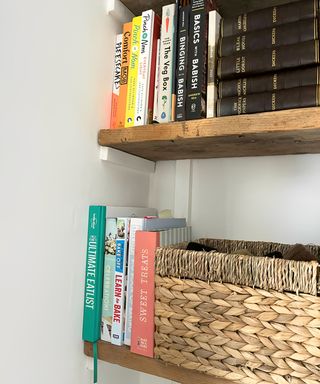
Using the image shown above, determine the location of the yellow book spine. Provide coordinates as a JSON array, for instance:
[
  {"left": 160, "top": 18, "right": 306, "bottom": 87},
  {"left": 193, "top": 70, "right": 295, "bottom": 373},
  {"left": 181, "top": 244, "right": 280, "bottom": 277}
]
[{"left": 125, "top": 16, "right": 142, "bottom": 127}]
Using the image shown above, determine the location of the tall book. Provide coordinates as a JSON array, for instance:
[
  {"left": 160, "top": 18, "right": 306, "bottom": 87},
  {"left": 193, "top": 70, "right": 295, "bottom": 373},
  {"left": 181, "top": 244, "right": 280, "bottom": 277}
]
[
  {"left": 110, "top": 35, "right": 122, "bottom": 129},
  {"left": 175, "top": 2, "right": 190, "bottom": 121},
  {"left": 171, "top": 0, "right": 180, "bottom": 121},
  {"left": 124, "top": 217, "right": 187, "bottom": 346},
  {"left": 217, "top": 40, "right": 320, "bottom": 80},
  {"left": 217, "top": 84, "right": 320, "bottom": 116},
  {"left": 219, "top": 66, "right": 320, "bottom": 98},
  {"left": 152, "top": 38, "right": 161, "bottom": 122},
  {"left": 131, "top": 226, "right": 192, "bottom": 357},
  {"left": 125, "top": 17, "right": 142, "bottom": 127},
  {"left": 157, "top": 4, "right": 177, "bottom": 123},
  {"left": 207, "top": 10, "right": 221, "bottom": 118},
  {"left": 111, "top": 217, "right": 130, "bottom": 345},
  {"left": 116, "top": 23, "right": 132, "bottom": 128},
  {"left": 219, "top": 18, "right": 319, "bottom": 57},
  {"left": 82, "top": 206, "right": 106, "bottom": 342},
  {"left": 221, "top": 0, "right": 318, "bottom": 38},
  {"left": 101, "top": 218, "right": 117, "bottom": 342},
  {"left": 186, "top": 0, "right": 215, "bottom": 120}
]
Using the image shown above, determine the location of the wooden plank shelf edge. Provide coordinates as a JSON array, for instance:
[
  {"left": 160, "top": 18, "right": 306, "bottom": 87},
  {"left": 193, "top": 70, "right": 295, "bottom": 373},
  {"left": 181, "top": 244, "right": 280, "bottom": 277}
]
[
  {"left": 98, "top": 107, "right": 320, "bottom": 161},
  {"left": 84, "top": 341, "right": 234, "bottom": 384}
]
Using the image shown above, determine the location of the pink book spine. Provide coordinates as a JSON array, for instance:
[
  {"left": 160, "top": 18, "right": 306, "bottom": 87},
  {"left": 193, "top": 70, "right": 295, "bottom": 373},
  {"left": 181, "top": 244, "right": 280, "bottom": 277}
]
[{"left": 130, "top": 231, "right": 159, "bottom": 357}]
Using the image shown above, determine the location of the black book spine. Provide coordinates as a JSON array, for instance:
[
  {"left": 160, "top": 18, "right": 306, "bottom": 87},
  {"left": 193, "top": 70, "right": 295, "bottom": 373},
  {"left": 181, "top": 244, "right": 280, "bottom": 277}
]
[
  {"left": 175, "top": 4, "right": 190, "bottom": 121},
  {"left": 219, "top": 18, "right": 318, "bottom": 57},
  {"left": 171, "top": 0, "right": 180, "bottom": 121},
  {"left": 217, "top": 85, "right": 320, "bottom": 116},
  {"left": 221, "top": 0, "right": 318, "bottom": 38},
  {"left": 217, "top": 40, "right": 320, "bottom": 80},
  {"left": 219, "top": 66, "right": 320, "bottom": 98},
  {"left": 186, "top": 0, "right": 214, "bottom": 120}
]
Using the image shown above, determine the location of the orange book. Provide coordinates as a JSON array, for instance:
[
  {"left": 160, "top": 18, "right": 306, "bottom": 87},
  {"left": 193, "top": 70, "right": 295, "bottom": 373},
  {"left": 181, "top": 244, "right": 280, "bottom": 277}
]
[
  {"left": 116, "top": 22, "right": 132, "bottom": 128},
  {"left": 131, "top": 231, "right": 159, "bottom": 357}
]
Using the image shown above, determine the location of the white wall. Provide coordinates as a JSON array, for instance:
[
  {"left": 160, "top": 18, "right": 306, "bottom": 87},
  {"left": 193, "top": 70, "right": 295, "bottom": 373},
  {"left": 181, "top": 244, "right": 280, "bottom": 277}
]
[{"left": 0, "top": 0, "right": 148, "bottom": 383}]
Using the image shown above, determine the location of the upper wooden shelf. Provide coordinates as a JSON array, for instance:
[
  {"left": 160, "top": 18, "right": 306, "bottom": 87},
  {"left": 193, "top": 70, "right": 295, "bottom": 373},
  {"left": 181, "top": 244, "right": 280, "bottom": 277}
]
[
  {"left": 120, "top": 0, "right": 296, "bottom": 19},
  {"left": 99, "top": 108, "right": 320, "bottom": 161},
  {"left": 84, "top": 341, "right": 233, "bottom": 384}
]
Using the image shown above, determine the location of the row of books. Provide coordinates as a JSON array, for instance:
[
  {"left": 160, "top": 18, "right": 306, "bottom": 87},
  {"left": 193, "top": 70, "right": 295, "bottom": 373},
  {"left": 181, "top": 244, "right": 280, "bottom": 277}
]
[
  {"left": 82, "top": 206, "right": 192, "bottom": 358},
  {"left": 215, "top": 0, "right": 320, "bottom": 116}
]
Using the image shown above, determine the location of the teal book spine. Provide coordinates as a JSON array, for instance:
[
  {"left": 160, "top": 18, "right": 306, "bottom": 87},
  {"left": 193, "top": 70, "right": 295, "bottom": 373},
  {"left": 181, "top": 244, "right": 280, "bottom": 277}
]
[{"left": 82, "top": 205, "right": 106, "bottom": 342}]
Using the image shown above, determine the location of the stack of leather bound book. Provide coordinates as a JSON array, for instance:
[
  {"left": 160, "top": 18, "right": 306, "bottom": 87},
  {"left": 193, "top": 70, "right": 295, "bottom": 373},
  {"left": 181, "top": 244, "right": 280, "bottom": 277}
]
[{"left": 216, "top": 0, "right": 320, "bottom": 116}]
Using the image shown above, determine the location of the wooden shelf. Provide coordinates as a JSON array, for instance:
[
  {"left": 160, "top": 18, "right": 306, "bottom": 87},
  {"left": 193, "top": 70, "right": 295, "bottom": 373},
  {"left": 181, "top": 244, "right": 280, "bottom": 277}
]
[
  {"left": 99, "top": 107, "right": 320, "bottom": 161},
  {"left": 119, "top": 0, "right": 294, "bottom": 19},
  {"left": 84, "top": 341, "right": 234, "bottom": 384}
]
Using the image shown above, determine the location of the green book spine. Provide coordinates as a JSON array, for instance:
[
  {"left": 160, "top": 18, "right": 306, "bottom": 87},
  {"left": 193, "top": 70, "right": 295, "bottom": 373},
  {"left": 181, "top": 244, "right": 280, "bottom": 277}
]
[{"left": 82, "top": 205, "right": 106, "bottom": 342}]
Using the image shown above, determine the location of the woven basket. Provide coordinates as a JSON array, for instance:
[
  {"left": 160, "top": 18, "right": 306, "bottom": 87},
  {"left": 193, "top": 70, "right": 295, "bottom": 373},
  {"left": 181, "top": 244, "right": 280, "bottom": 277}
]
[{"left": 154, "top": 239, "right": 320, "bottom": 384}]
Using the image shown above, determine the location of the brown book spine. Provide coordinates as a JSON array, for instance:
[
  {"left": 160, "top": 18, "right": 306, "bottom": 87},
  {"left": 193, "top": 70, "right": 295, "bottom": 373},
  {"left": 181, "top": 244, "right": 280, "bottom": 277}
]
[
  {"left": 221, "top": 0, "right": 318, "bottom": 38},
  {"left": 219, "top": 66, "right": 320, "bottom": 98},
  {"left": 219, "top": 18, "right": 318, "bottom": 57},
  {"left": 217, "top": 85, "right": 320, "bottom": 116},
  {"left": 217, "top": 40, "right": 320, "bottom": 80}
]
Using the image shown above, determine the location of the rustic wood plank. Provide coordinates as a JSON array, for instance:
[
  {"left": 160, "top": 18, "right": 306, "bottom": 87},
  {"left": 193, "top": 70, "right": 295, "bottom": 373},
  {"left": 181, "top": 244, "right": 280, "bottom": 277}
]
[
  {"left": 119, "top": 0, "right": 300, "bottom": 19},
  {"left": 84, "top": 341, "right": 234, "bottom": 384},
  {"left": 98, "top": 108, "right": 320, "bottom": 161}
]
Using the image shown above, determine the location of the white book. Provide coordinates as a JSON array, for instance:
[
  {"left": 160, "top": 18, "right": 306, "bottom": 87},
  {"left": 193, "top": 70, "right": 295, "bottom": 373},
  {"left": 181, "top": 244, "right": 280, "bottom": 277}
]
[
  {"left": 207, "top": 10, "right": 221, "bottom": 118},
  {"left": 111, "top": 217, "right": 130, "bottom": 346},
  {"left": 157, "top": 4, "right": 176, "bottom": 123},
  {"left": 124, "top": 217, "right": 187, "bottom": 345},
  {"left": 152, "top": 38, "right": 161, "bottom": 122},
  {"left": 135, "top": 10, "right": 155, "bottom": 126},
  {"left": 110, "top": 34, "right": 123, "bottom": 128}
]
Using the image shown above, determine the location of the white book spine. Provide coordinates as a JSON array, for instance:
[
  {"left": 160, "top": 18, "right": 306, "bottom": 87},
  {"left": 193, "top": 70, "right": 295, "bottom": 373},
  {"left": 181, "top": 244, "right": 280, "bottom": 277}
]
[
  {"left": 152, "top": 38, "right": 161, "bottom": 122},
  {"left": 157, "top": 4, "right": 176, "bottom": 123},
  {"left": 111, "top": 218, "right": 130, "bottom": 346},
  {"left": 135, "top": 10, "right": 155, "bottom": 126},
  {"left": 207, "top": 11, "right": 221, "bottom": 118},
  {"left": 124, "top": 218, "right": 144, "bottom": 345}
]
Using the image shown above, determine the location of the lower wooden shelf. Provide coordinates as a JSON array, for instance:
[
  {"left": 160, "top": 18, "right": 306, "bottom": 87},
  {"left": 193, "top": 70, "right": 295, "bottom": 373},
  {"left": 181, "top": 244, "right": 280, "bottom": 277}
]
[{"left": 84, "top": 341, "right": 234, "bottom": 384}]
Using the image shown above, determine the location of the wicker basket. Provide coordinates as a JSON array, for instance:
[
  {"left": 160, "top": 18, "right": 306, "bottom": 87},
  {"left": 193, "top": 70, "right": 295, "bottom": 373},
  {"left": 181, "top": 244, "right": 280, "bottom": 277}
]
[{"left": 154, "top": 239, "right": 320, "bottom": 384}]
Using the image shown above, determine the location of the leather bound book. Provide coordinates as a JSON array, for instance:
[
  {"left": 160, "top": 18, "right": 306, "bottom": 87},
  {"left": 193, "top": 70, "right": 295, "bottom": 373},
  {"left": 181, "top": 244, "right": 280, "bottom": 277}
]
[
  {"left": 217, "top": 85, "right": 320, "bottom": 116},
  {"left": 217, "top": 40, "right": 320, "bottom": 80},
  {"left": 219, "top": 18, "right": 318, "bottom": 57},
  {"left": 219, "top": 66, "right": 320, "bottom": 98},
  {"left": 221, "top": 0, "right": 318, "bottom": 38}
]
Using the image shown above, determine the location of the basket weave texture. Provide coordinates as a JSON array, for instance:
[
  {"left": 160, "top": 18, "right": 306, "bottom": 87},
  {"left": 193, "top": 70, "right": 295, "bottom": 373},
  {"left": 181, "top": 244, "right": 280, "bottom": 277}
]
[{"left": 154, "top": 239, "right": 320, "bottom": 384}]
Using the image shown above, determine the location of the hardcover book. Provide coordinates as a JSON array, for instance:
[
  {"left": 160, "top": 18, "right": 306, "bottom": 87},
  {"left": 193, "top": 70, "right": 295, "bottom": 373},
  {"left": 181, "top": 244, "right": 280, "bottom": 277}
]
[
  {"left": 110, "top": 34, "right": 122, "bottom": 129},
  {"left": 125, "top": 16, "right": 142, "bottom": 127},
  {"left": 152, "top": 38, "right": 161, "bottom": 122},
  {"left": 186, "top": 0, "right": 215, "bottom": 120},
  {"left": 175, "top": 2, "right": 190, "bottom": 121},
  {"left": 219, "top": 18, "right": 319, "bottom": 57},
  {"left": 219, "top": 66, "right": 320, "bottom": 98},
  {"left": 207, "top": 10, "right": 221, "bottom": 118},
  {"left": 221, "top": 0, "right": 318, "bottom": 38},
  {"left": 131, "top": 226, "right": 192, "bottom": 357},
  {"left": 82, "top": 206, "right": 106, "bottom": 343},
  {"left": 217, "top": 84, "right": 320, "bottom": 116},
  {"left": 124, "top": 217, "right": 187, "bottom": 345},
  {"left": 157, "top": 4, "right": 177, "bottom": 123},
  {"left": 116, "top": 23, "right": 132, "bottom": 128},
  {"left": 217, "top": 40, "right": 320, "bottom": 80}
]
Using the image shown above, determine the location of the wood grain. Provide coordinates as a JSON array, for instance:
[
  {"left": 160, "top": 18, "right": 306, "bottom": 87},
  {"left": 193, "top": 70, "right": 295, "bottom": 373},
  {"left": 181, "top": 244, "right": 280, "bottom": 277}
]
[
  {"left": 119, "top": 0, "right": 300, "bottom": 19},
  {"left": 98, "top": 107, "right": 320, "bottom": 161},
  {"left": 84, "top": 341, "right": 234, "bottom": 384}
]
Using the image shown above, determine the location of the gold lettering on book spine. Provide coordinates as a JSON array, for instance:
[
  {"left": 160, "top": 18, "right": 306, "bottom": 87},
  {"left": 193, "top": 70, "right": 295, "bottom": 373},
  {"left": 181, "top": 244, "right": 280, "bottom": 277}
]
[
  {"left": 237, "top": 15, "right": 242, "bottom": 32},
  {"left": 242, "top": 78, "right": 247, "bottom": 95},
  {"left": 273, "top": 74, "right": 278, "bottom": 90},
  {"left": 272, "top": 28, "right": 276, "bottom": 45},
  {"left": 241, "top": 35, "right": 246, "bottom": 51},
  {"left": 272, "top": 7, "right": 277, "bottom": 23},
  {"left": 237, "top": 79, "right": 241, "bottom": 96},
  {"left": 272, "top": 49, "right": 276, "bottom": 67},
  {"left": 242, "top": 14, "right": 247, "bottom": 32},
  {"left": 236, "top": 36, "right": 241, "bottom": 52},
  {"left": 242, "top": 97, "right": 247, "bottom": 114},
  {"left": 272, "top": 93, "right": 276, "bottom": 110},
  {"left": 241, "top": 57, "right": 246, "bottom": 73}
]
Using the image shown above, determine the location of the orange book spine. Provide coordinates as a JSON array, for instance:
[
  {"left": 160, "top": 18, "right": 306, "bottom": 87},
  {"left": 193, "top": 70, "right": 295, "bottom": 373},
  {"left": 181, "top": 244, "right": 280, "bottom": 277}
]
[
  {"left": 110, "top": 34, "right": 123, "bottom": 129},
  {"left": 115, "top": 22, "right": 132, "bottom": 129},
  {"left": 131, "top": 231, "right": 159, "bottom": 357}
]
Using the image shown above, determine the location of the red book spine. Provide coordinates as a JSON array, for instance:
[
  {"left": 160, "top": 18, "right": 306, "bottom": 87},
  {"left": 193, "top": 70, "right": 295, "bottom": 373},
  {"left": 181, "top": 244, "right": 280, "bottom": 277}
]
[
  {"left": 147, "top": 15, "right": 161, "bottom": 124},
  {"left": 130, "top": 231, "right": 159, "bottom": 357}
]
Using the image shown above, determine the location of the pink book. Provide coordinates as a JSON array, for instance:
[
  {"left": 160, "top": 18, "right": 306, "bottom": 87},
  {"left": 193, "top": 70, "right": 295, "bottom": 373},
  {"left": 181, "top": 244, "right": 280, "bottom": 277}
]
[{"left": 130, "top": 231, "right": 159, "bottom": 357}]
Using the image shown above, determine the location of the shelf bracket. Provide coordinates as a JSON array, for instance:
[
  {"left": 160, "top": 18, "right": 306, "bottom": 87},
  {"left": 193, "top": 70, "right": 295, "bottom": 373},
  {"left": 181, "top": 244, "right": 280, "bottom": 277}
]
[
  {"left": 100, "top": 147, "right": 155, "bottom": 174},
  {"left": 105, "top": 0, "right": 133, "bottom": 24}
]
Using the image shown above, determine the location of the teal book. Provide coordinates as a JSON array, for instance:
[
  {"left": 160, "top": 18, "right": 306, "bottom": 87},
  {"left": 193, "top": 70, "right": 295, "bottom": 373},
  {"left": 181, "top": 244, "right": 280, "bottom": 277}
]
[{"left": 82, "top": 205, "right": 106, "bottom": 342}]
